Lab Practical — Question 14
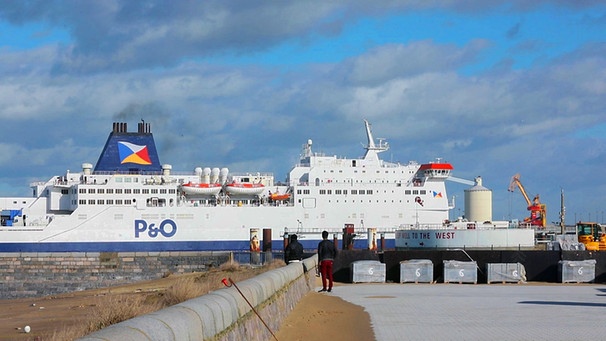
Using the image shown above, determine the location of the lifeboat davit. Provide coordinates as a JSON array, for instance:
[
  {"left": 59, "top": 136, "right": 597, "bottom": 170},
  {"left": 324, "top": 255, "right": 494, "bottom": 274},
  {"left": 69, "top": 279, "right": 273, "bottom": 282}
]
[
  {"left": 181, "top": 182, "right": 222, "bottom": 196},
  {"left": 225, "top": 182, "right": 265, "bottom": 196}
]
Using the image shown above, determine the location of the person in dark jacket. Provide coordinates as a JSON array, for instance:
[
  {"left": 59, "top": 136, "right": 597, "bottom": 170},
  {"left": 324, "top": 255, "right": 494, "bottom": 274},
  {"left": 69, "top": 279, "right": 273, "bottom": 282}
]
[
  {"left": 317, "top": 230, "right": 337, "bottom": 292},
  {"left": 284, "top": 234, "right": 304, "bottom": 264}
]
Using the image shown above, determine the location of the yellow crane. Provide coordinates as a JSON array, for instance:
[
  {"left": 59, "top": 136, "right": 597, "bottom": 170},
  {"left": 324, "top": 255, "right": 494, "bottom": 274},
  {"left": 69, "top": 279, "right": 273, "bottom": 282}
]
[{"left": 508, "top": 174, "right": 546, "bottom": 227}]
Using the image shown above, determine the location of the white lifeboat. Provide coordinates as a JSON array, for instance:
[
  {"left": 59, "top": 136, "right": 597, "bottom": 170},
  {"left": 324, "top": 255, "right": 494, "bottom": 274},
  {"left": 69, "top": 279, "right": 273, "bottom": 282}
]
[
  {"left": 225, "top": 182, "right": 265, "bottom": 196},
  {"left": 181, "top": 182, "right": 222, "bottom": 196}
]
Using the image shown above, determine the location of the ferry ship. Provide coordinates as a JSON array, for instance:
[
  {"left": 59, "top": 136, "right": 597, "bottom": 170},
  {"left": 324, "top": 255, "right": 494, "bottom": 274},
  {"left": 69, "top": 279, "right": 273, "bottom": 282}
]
[{"left": 0, "top": 120, "right": 458, "bottom": 252}]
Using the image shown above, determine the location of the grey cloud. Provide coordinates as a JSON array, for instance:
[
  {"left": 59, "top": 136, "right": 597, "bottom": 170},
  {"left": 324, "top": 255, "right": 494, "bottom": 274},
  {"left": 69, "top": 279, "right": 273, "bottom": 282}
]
[
  {"left": 1, "top": 1, "right": 601, "bottom": 74},
  {"left": 338, "top": 40, "right": 490, "bottom": 86}
]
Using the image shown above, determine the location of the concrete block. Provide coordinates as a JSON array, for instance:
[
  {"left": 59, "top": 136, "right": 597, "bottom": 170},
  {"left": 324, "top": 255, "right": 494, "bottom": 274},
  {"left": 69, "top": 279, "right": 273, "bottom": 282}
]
[{"left": 351, "top": 260, "right": 386, "bottom": 283}]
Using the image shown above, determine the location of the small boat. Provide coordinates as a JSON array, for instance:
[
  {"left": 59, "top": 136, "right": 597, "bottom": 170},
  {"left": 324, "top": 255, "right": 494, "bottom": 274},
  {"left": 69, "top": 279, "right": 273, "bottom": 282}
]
[
  {"left": 269, "top": 192, "right": 290, "bottom": 201},
  {"left": 225, "top": 182, "right": 265, "bottom": 196},
  {"left": 181, "top": 182, "right": 222, "bottom": 196}
]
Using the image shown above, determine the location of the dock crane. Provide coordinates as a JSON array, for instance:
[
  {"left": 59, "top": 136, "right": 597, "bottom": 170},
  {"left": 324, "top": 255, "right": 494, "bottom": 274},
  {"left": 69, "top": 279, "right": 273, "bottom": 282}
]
[{"left": 507, "top": 174, "right": 546, "bottom": 227}]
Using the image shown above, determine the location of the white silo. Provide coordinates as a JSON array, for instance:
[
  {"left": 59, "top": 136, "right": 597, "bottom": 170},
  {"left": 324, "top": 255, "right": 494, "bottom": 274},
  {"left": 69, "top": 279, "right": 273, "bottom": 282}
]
[{"left": 464, "top": 176, "right": 492, "bottom": 222}]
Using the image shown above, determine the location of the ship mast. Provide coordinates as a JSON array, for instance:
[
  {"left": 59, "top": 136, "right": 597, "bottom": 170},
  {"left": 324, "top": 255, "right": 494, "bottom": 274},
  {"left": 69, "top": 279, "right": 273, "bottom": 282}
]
[{"left": 363, "top": 119, "right": 389, "bottom": 162}]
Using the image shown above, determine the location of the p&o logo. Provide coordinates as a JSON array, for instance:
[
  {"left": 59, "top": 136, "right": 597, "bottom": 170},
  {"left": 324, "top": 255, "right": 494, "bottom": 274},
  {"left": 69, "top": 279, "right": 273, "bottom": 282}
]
[{"left": 135, "top": 219, "right": 177, "bottom": 238}]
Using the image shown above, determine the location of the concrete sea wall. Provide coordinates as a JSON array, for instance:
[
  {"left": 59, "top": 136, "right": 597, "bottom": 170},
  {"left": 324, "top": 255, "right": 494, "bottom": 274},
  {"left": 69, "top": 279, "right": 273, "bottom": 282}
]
[
  {"left": 0, "top": 251, "right": 232, "bottom": 299},
  {"left": 79, "top": 256, "right": 318, "bottom": 341}
]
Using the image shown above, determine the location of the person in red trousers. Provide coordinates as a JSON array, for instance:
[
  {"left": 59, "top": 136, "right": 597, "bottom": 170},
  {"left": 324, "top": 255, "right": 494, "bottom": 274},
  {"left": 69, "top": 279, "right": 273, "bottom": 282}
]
[{"left": 317, "top": 230, "right": 337, "bottom": 292}]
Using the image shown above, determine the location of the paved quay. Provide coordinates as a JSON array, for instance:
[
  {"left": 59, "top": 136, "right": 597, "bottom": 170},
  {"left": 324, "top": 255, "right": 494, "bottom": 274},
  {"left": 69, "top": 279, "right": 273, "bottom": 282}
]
[{"left": 325, "top": 283, "right": 606, "bottom": 341}]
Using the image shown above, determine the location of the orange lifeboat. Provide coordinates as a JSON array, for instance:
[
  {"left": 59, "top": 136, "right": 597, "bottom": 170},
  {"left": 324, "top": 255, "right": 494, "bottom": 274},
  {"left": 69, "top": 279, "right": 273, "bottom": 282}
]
[{"left": 270, "top": 193, "right": 290, "bottom": 201}]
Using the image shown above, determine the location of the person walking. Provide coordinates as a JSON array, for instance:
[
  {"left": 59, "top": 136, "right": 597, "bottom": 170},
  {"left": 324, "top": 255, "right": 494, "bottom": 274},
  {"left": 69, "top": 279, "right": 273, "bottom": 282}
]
[
  {"left": 284, "top": 234, "right": 304, "bottom": 264},
  {"left": 317, "top": 230, "right": 337, "bottom": 292}
]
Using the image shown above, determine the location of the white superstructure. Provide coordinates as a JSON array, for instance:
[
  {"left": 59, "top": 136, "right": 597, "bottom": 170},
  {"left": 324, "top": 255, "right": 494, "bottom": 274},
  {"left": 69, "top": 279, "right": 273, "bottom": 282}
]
[{"left": 0, "top": 120, "right": 456, "bottom": 252}]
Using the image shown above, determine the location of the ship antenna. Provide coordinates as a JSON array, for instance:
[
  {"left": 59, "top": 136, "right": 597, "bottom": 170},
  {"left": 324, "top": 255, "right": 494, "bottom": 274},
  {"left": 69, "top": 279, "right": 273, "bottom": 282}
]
[{"left": 363, "top": 119, "right": 389, "bottom": 162}]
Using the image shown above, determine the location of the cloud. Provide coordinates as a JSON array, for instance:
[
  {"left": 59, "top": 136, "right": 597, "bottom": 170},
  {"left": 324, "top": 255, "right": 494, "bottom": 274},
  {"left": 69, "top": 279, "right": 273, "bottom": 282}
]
[
  {"left": 1, "top": 1, "right": 600, "bottom": 74},
  {"left": 338, "top": 40, "right": 490, "bottom": 86}
]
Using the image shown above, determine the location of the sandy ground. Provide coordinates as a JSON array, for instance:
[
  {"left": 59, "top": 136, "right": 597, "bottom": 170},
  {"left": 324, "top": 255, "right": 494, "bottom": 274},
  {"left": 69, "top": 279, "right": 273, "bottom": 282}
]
[
  {"left": 0, "top": 275, "right": 374, "bottom": 341},
  {"left": 275, "top": 277, "right": 375, "bottom": 341}
]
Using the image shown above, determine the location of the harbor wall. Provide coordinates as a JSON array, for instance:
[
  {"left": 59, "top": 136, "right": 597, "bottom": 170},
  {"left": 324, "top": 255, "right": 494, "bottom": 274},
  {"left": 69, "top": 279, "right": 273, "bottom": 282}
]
[
  {"left": 79, "top": 255, "right": 318, "bottom": 341},
  {"left": 0, "top": 251, "right": 234, "bottom": 299}
]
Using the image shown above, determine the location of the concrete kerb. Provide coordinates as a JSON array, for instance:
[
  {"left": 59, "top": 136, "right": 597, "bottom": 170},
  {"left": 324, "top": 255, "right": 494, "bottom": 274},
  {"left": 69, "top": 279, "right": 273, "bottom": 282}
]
[{"left": 79, "top": 254, "right": 318, "bottom": 341}]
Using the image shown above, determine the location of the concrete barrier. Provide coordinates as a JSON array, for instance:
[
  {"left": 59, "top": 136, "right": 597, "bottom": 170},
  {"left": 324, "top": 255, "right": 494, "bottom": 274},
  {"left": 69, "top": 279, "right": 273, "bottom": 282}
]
[{"left": 79, "top": 255, "right": 318, "bottom": 341}]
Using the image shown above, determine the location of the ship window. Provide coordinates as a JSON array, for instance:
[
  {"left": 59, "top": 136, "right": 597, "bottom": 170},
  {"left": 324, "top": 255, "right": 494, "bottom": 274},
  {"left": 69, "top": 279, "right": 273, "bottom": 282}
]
[
  {"left": 151, "top": 189, "right": 158, "bottom": 194},
  {"left": 413, "top": 190, "right": 419, "bottom": 195},
  {"left": 106, "top": 189, "right": 114, "bottom": 194},
  {"left": 160, "top": 189, "right": 167, "bottom": 194},
  {"left": 124, "top": 189, "right": 132, "bottom": 194},
  {"left": 61, "top": 189, "right": 68, "bottom": 195},
  {"left": 97, "top": 189, "right": 104, "bottom": 194},
  {"left": 125, "top": 199, "right": 132, "bottom": 205},
  {"left": 125, "top": 178, "right": 132, "bottom": 183},
  {"left": 116, "top": 178, "right": 123, "bottom": 183},
  {"left": 107, "top": 199, "right": 114, "bottom": 205},
  {"left": 351, "top": 190, "right": 357, "bottom": 194},
  {"left": 297, "top": 189, "right": 302, "bottom": 195},
  {"left": 88, "top": 189, "right": 95, "bottom": 194},
  {"left": 143, "top": 189, "right": 150, "bottom": 194},
  {"left": 343, "top": 190, "right": 347, "bottom": 195},
  {"left": 97, "top": 200, "right": 104, "bottom": 205},
  {"left": 116, "top": 199, "right": 123, "bottom": 205},
  {"left": 304, "top": 190, "right": 310, "bottom": 194},
  {"left": 405, "top": 190, "right": 411, "bottom": 195},
  {"left": 169, "top": 189, "right": 176, "bottom": 194},
  {"left": 79, "top": 199, "right": 86, "bottom": 204},
  {"left": 115, "top": 189, "right": 123, "bottom": 194},
  {"left": 133, "top": 189, "right": 140, "bottom": 194},
  {"left": 88, "top": 200, "right": 95, "bottom": 205},
  {"left": 79, "top": 188, "right": 86, "bottom": 194},
  {"left": 420, "top": 190, "right": 426, "bottom": 195},
  {"left": 359, "top": 190, "right": 365, "bottom": 194},
  {"left": 368, "top": 190, "right": 373, "bottom": 194},
  {"left": 336, "top": 190, "right": 342, "bottom": 195},
  {"left": 320, "top": 190, "right": 326, "bottom": 195},
  {"left": 327, "top": 190, "right": 332, "bottom": 194}
]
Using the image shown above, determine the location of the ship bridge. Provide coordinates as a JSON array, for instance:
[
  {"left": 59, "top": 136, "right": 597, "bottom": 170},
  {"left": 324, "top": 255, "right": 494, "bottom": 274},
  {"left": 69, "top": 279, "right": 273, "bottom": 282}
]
[{"left": 418, "top": 159, "right": 453, "bottom": 180}]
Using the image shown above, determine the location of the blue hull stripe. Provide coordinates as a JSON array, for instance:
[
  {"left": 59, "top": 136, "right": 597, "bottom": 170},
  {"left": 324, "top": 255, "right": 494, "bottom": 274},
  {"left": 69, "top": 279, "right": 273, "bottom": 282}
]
[{"left": 0, "top": 239, "right": 395, "bottom": 252}]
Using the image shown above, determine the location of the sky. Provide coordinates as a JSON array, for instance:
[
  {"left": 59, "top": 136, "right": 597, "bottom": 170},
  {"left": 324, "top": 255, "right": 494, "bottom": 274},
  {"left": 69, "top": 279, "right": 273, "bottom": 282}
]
[{"left": 0, "top": 1, "right": 605, "bottom": 225}]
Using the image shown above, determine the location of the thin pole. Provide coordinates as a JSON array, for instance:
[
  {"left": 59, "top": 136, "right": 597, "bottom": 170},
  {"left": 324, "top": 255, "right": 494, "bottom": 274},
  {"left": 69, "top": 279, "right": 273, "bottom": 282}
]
[{"left": 222, "top": 277, "right": 279, "bottom": 341}]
